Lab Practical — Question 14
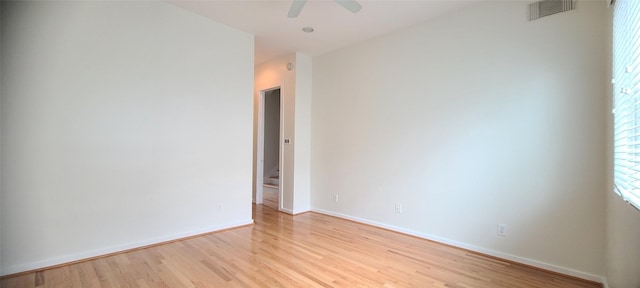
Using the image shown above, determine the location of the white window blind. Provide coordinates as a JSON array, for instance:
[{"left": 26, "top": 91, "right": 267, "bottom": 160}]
[{"left": 613, "top": 0, "right": 640, "bottom": 209}]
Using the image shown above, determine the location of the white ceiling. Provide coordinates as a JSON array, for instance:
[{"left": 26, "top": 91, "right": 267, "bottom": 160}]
[{"left": 170, "top": 0, "right": 479, "bottom": 64}]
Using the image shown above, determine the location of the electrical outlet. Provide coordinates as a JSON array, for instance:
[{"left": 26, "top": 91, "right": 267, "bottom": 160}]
[
  {"left": 334, "top": 194, "right": 339, "bottom": 203},
  {"left": 395, "top": 203, "right": 402, "bottom": 214},
  {"left": 497, "top": 224, "right": 507, "bottom": 236}
]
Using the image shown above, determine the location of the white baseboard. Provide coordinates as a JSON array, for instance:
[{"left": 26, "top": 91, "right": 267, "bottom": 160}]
[
  {"left": 312, "top": 208, "right": 606, "bottom": 285},
  {"left": 292, "top": 210, "right": 311, "bottom": 215},
  {"left": 278, "top": 207, "right": 310, "bottom": 215},
  {"left": 279, "top": 207, "right": 294, "bottom": 214},
  {"left": 1, "top": 219, "right": 254, "bottom": 276}
]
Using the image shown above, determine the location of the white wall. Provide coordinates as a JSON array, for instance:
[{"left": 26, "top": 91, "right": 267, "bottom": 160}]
[
  {"left": 312, "top": 0, "right": 607, "bottom": 281},
  {"left": 254, "top": 53, "right": 311, "bottom": 214},
  {"left": 1, "top": 1, "right": 254, "bottom": 275},
  {"left": 293, "top": 53, "right": 312, "bottom": 213},
  {"left": 606, "top": 194, "right": 640, "bottom": 287}
]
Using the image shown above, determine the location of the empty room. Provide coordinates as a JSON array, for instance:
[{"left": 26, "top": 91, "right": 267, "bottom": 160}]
[{"left": 1, "top": 0, "right": 639, "bottom": 287}]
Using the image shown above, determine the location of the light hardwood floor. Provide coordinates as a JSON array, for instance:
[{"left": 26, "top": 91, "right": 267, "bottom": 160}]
[
  {"left": 1, "top": 205, "right": 602, "bottom": 287},
  {"left": 262, "top": 185, "right": 279, "bottom": 210}
]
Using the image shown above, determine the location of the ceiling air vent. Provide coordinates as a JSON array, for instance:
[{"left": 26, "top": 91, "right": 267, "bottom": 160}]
[{"left": 529, "top": 0, "right": 575, "bottom": 21}]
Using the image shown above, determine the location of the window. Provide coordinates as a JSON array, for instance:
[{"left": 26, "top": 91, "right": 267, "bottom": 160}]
[{"left": 613, "top": 0, "right": 640, "bottom": 209}]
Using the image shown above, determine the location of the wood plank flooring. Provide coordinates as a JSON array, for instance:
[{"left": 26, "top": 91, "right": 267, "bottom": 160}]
[
  {"left": 262, "top": 187, "right": 279, "bottom": 210},
  {"left": 1, "top": 205, "right": 602, "bottom": 287}
]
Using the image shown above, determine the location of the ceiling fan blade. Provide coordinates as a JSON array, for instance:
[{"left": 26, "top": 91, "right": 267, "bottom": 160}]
[
  {"left": 288, "top": 0, "right": 307, "bottom": 18},
  {"left": 335, "top": 0, "right": 362, "bottom": 13}
]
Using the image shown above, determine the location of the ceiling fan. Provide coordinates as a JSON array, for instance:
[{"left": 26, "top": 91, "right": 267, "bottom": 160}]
[{"left": 288, "top": 0, "right": 362, "bottom": 18}]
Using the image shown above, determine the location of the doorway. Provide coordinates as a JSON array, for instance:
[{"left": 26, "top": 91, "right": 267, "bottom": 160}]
[{"left": 256, "top": 87, "right": 282, "bottom": 210}]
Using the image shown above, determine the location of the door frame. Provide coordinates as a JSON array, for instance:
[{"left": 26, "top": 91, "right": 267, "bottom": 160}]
[{"left": 256, "top": 86, "right": 283, "bottom": 210}]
